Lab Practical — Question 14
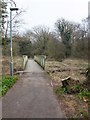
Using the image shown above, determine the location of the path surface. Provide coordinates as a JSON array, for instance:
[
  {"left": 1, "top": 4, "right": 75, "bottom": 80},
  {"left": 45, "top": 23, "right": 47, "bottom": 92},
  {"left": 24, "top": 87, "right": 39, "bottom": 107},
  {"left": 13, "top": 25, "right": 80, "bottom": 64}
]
[{"left": 2, "top": 59, "right": 65, "bottom": 118}]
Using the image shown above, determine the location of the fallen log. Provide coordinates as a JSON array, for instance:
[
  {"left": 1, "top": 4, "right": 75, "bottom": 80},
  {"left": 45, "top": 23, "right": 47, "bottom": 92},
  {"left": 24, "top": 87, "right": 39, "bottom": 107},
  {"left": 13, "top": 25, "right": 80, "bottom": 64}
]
[
  {"left": 14, "top": 71, "right": 24, "bottom": 75},
  {"left": 61, "top": 76, "right": 71, "bottom": 87},
  {"left": 61, "top": 76, "right": 79, "bottom": 87},
  {"left": 61, "top": 76, "right": 80, "bottom": 94}
]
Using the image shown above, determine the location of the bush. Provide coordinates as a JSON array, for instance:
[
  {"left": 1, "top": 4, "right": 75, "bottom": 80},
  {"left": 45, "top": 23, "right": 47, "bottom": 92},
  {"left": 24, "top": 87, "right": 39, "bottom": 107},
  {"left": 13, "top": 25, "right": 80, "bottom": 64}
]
[{"left": 0, "top": 76, "right": 18, "bottom": 96}]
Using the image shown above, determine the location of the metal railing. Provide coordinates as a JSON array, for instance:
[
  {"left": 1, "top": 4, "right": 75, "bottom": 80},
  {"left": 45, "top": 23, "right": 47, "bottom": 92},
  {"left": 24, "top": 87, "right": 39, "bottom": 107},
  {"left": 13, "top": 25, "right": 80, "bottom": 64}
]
[
  {"left": 22, "top": 55, "right": 28, "bottom": 70},
  {"left": 34, "top": 55, "right": 46, "bottom": 69}
]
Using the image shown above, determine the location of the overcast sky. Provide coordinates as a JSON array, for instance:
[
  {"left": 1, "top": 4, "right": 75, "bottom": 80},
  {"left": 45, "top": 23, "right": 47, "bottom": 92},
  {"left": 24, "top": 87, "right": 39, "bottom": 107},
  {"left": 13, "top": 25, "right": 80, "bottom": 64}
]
[{"left": 14, "top": 0, "right": 89, "bottom": 33}]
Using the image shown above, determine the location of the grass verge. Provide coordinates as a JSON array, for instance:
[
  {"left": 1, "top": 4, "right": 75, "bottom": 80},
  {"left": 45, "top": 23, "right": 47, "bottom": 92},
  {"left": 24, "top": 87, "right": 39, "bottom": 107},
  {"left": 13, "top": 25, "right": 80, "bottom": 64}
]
[
  {"left": 55, "top": 85, "right": 90, "bottom": 119},
  {"left": 0, "top": 75, "right": 18, "bottom": 96},
  {"left": 55, "top": 85, "right": 90, "bottom": 102}
]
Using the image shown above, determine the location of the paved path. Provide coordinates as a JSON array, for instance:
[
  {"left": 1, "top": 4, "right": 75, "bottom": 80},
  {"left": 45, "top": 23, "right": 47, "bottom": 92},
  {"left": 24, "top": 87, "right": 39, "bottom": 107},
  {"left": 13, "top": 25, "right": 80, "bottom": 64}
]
[{"left": 2, "top": 59, "right": 65, "bottom": 118}]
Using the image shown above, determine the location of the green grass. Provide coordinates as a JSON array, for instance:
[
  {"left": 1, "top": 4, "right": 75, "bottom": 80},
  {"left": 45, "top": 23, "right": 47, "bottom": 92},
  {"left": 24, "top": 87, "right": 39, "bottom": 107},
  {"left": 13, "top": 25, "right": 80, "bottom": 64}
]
[
  {"left": 74, "top": 84, "right": 90, "bottom": 100},
  {"left": 78, "top": 88, "right": 90, "bottom": 100},
  {"left": 55, "top": 86, "right": 68, "bottom": 96},
  {"left": 55, "top": 84, "right": 90, "bottom": 100},
  {"left": 0, "top": 75, "right": 18, "bottom": 96}
]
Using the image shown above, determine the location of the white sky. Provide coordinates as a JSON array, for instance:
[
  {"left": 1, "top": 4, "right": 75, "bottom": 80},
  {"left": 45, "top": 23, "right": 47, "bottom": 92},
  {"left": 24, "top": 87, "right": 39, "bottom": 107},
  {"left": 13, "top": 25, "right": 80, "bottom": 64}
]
[{"left": 14, "top": 0, "right": 89, "bottom": 33}]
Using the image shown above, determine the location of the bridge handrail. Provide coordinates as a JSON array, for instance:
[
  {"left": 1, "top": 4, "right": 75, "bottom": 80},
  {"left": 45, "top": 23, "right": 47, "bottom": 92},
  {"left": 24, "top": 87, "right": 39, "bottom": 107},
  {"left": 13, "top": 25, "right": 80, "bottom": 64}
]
[
  {"left": 23, "top": 55, "right": 28, "bottom": 70},
  {"left": 34, "top": 55, "right": 46, "bottom": 69}
]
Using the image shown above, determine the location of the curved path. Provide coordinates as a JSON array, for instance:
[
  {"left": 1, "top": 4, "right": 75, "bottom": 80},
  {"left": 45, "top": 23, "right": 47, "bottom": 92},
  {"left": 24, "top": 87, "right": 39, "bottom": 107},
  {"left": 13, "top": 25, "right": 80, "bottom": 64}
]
[{"left": 2, "top": 59, "right": 66, "bottom": 118}]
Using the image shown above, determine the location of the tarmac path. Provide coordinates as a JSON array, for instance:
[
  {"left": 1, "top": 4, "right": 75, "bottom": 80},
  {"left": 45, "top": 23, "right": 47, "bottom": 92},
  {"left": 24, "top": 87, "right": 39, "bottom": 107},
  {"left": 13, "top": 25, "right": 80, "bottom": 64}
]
[{"left": 2, "top": 59, "right": 66, "bottom": 118}]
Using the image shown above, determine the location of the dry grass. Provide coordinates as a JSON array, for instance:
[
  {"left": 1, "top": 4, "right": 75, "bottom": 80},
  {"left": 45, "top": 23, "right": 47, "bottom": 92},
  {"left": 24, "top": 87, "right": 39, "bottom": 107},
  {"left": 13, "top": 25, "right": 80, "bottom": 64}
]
[
  {"left": 45, "top": 58, "right": 88, "bottom": 87},
  {"left": 59, "top": 94, "right": 88, "bottom": 118},
  {"left": 2, "top": 56, "right": 23, "bottom": 76},
  {"left": 45, "top": 58, "right": 89, "bottom": 118}
]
